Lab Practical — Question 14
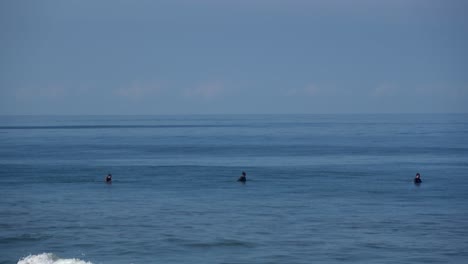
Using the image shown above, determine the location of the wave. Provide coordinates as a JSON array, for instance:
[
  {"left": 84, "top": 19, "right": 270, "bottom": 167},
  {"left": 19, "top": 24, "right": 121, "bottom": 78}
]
[
  {"left": 0, "top": 124, "right": 237, "bottom": 130},
  {"left": 185, "top": 239, "right": 255, "bottom": 248},
  {"left": 17, "top": 253, "right": 92, "bottom": 264}
]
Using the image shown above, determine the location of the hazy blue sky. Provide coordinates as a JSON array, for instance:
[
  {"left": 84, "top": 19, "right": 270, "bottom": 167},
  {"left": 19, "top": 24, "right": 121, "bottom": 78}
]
[{"left": 1, "top": 0, "right": 467, "bottom": 114}]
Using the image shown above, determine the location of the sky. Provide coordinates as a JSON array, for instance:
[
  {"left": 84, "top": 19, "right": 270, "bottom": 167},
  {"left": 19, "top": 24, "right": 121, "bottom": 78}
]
[{"left": 1, "top": 0, "right": 467, "bottom": 115}]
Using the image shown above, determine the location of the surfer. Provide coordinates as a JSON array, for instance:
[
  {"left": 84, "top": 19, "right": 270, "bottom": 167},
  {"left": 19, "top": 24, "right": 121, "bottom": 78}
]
[
  {"left": 414, "top": 173, "right": 422, "bottom": 184},
  {"left": 105, "top": 173, "right": 112, "bottom": 183},
  {"left": 238, "top": 171, "right": 247, "bottom": 182}
]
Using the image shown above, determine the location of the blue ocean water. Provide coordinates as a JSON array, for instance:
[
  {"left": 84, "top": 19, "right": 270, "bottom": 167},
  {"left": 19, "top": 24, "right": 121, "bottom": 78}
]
[{"left": 1, "top": 114, "right": 468, "bottom": 264}]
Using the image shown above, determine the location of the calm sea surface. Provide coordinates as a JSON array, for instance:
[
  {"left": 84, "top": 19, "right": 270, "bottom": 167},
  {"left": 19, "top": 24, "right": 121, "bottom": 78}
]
[{"left": 1, "top": 114, "right": 467, "bottom": 264}]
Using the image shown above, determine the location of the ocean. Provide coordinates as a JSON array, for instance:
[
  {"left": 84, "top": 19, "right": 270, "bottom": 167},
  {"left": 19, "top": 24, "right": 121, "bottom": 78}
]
[{"left": 1, "top": 114, "right": 467, "bottom": 264}]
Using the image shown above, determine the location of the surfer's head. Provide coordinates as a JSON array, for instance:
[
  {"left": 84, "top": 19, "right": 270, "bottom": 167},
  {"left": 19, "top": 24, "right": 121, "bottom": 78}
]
[
  {"left": 242, "top": 171, "right": 246, "bottom": 176},
  {"left": 415, "top": 173, "right": 420, "bottom": 178}
]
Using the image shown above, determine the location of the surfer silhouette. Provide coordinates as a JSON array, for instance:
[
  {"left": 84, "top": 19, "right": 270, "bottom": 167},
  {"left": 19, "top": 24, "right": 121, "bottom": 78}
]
[
  {"left": 238, "top": 171, "right": 247, "bottom": 183},
  {"left": 105, "top": 173, "right": 112, "bottom": 183},
  {"left": 414, "top": 173, "right": 422, "bottom": 184}
]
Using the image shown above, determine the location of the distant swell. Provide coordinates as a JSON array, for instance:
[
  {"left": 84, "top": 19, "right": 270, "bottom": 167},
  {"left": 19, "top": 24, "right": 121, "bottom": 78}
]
[
  {"left": 185, "top": 239, "right": 255, "bottom": 249},
  {"left": 17, "top": 253, "right": 92, "bottom": 264},
  {"left": 0, "top": 124, "right": 236, "bottom": 130}
]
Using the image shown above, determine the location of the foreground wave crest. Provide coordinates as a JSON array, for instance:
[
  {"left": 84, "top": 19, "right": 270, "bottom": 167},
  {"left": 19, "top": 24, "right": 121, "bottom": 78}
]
[{"left": 18, "top": 253, "right": 92, "bottom": 264}]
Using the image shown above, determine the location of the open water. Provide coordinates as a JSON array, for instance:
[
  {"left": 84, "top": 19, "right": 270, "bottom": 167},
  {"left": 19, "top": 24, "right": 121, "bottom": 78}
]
[{"left": 1, "top": 114, "right": 468, "bottom": 264}]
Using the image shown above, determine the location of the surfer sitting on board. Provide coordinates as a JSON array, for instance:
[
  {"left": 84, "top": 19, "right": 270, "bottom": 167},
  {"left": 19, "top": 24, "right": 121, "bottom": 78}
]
[
  {"left": 414, "top": 173, "right": 422, "bottom": 184},
  {"left": 105, "top": 173, "right": 112, "bottom": 183},
  {"left": 238, "top": 171, "right": 247, "bottom": 182}
]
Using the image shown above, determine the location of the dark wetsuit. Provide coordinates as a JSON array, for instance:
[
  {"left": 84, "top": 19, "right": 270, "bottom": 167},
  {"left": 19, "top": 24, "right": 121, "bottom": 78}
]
[
  {"left": 414, "top": 178, "right": 422, "bottom": 184},
  {"left": 238, "top": 176, "right": 246, "bottom": 182},
  {"left": 106, "top": 176, "right": 112, "bottom": 183}
]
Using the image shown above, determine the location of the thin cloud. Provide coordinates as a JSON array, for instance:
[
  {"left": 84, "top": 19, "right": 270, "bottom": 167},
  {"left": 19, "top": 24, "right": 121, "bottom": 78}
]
[
  {"left": 304, "top": 84, "right": 321, "bottom": 96},
  {"left": 285, "top": 84, "right": 323, "bottom": 97},
  {"left": 414, "top": 84, "right": 468, "bottom": 97},
  {"left": 116, "top": 81, "right": 163, "bottom": 100},
  {"left": 183, "top": 82, "right": 226, "bottom": 99},
  {"left": 372, "top": 83, "right": 398, "bottom": 97}
]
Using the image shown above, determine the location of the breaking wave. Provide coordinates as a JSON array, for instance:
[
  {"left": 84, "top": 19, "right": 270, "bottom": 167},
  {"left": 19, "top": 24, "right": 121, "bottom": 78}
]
[{"left": 17, "top": 253, "right": 92, "bottom": 264}]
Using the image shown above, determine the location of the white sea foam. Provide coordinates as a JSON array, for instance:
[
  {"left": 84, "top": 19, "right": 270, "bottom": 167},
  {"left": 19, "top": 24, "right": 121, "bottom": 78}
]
[{"left": 18, "top": 253, "right": 93, "bottom": 264}]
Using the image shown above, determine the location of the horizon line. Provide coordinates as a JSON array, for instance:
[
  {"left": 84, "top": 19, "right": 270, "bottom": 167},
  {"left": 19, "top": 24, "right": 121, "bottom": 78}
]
[{"left": 1, "top": 112, "right": 467, "bottom": 117}]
